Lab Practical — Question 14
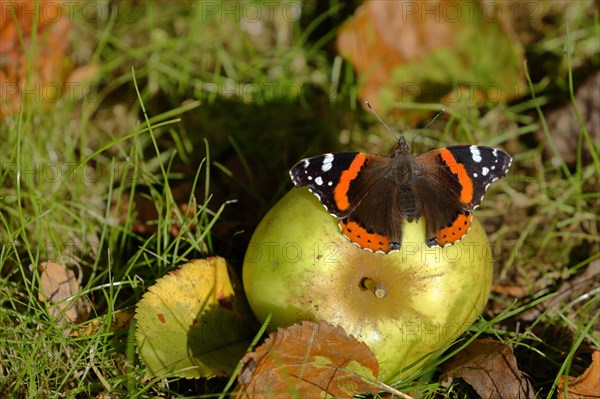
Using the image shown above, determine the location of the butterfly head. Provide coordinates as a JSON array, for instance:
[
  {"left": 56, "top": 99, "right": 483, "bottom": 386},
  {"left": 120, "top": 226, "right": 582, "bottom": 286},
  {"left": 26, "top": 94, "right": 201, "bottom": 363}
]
[{"left": 392, "top": 136, "right": 411, "bottom": 156}]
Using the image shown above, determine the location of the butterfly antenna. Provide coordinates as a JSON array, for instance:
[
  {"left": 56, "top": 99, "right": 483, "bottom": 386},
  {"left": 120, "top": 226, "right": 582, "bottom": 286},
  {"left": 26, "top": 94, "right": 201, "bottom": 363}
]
[
  {"left": 365, "top": 101, "right": 398, "bottom": 140},
  {"left": 410, "top": 108, "right": 445, "bottom": 146}
]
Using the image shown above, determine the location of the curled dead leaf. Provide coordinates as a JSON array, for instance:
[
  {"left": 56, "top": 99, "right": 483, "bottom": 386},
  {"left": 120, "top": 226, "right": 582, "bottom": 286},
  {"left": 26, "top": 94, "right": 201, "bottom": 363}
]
[
  {"left": 441, "top": 338, "right": 535, "bottom": 399},
  {"left": 37, "top": 261, "right": 92, "bottom": 331},
  {"left": 0, "top": 0, "right": 77, "bottom": 120},
  {"left": 336, "top": 0, "right": 525, "bottom": 117},
  {"left": 558, "top": 351, "right": 600, "bottom": 399},
  {"left": 237, "top": 320, "right": 380, "bottom": 398},
  {"left": 492, "top": 283, "right": 528, "bottom": 298}
]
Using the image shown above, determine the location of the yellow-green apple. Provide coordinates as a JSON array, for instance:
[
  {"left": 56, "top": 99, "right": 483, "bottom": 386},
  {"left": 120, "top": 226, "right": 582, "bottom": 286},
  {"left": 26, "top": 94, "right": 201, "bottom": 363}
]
[{"left": 243, "top": 187, "right": 492, "bottom": 381}]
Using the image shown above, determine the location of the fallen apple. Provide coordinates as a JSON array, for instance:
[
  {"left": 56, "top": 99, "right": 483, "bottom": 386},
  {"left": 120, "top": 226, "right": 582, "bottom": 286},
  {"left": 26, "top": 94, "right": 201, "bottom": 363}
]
[{"left": 242, "top": 187, "right": 493, "bottom": 382}]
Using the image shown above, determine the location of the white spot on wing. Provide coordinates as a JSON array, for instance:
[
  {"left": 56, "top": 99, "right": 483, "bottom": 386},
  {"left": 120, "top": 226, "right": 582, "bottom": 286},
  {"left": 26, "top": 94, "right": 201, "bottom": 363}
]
[
  {"left": 470, "top": 145, "right": 482, "bottom": 163},
  {"left": 322, "top": 153, "right": 334, "bottom": 172},
  {"left": 315, "top": 176, "right": 323, "bottom": 185},
  {"left": 289, "top": 169, "right": 300, "bottom": 186},
  {"left": 303, "top": 159, "right": 310, "bottom": 168},
  {"left": 482, "top": 167, "right": 489, "bottom": 176}
]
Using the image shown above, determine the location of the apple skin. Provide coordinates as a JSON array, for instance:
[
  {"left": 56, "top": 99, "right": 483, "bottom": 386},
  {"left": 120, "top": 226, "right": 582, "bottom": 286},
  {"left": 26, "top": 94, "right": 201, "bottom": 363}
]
[{"left": 243, "top": 187, "right": 492, "bottom": 381}]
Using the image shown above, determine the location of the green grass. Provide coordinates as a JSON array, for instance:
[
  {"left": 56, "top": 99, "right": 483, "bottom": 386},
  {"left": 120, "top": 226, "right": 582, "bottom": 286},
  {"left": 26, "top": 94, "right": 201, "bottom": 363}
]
[{"left": 1, "top": 1, "right": 599, "bottom": 398}]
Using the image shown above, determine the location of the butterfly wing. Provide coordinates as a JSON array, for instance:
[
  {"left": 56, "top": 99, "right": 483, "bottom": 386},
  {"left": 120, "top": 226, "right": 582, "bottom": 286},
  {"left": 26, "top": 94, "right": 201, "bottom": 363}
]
[
  {"left": 290, "top": 152, "right": 401, "bottom": 253},
  {"left": 414, "top": 146, "right": 512, "bottom": 246},
  {"left": 291, "top": 145, "right": 511, "bottom": 251},
  {"left": 290, "top": 152, "right": 365, "bottom": 217}
]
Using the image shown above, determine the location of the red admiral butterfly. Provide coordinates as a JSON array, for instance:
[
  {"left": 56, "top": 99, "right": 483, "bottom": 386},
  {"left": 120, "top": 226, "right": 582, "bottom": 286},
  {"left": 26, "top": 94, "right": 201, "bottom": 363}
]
[{"left": 289, "top": 135, "right": 511, "bottom": 254}]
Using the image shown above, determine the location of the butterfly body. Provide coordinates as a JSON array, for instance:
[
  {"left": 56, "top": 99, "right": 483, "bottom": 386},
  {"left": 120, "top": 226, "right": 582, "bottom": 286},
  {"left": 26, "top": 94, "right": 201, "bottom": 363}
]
[{"left": 289, "top": 137, "right": 511, "bottom": 254}]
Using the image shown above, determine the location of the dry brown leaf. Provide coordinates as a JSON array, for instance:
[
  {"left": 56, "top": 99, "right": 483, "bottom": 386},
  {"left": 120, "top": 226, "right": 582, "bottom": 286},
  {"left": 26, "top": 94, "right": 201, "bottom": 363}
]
[
  {"left": 0, "top": 0, "right": 76, "bottom": 120},
  {"left": 558, "top": 351, "right": 600, "bottom": 399},
  {"left": 491, "top": 283, "right": 528, "bottom": 298},
  {"left": 37, "top": 261, "right": 92, "bottom": 328},
  {"left": 237, "top": 320, "right": 380, "bottom": 398},
  {"left": 337, "top": 0, "right": 438, "bottom": 115},
  {"left": 336, "top": 0, "right": 525, "bottom": 117},
  {"left": 441, "top": 338, "right": 535, "bottom": 399}
]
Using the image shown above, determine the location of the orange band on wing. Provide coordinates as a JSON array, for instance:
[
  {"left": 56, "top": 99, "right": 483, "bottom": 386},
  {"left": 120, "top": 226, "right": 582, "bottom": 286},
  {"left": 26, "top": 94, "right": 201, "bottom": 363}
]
[
  {"left": 333, "top": 153, "right": 367, "bottom": 211},
  {"left": 437, "top": 149, "right": 474, "bottom": 204},
  {"left": 340, "top": 219, "right": 395, "bottom": 253},
  {"left": 434, "top": 211, "right": 472, "bottom": 246}
]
